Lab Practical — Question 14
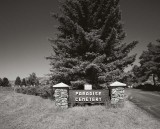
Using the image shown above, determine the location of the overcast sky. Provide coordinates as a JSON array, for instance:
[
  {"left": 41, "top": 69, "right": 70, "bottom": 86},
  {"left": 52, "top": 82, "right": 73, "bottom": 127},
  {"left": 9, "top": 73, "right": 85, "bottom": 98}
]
[{"left": 0, "top": 0, "right": 160, "bottom": 80}]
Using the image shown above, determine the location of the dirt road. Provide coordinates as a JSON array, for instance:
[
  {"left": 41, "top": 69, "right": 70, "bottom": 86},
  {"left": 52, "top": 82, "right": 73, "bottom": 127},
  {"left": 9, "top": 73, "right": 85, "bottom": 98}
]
[{"left": 126, "top": 89, "right": 160, "bottom": 120}]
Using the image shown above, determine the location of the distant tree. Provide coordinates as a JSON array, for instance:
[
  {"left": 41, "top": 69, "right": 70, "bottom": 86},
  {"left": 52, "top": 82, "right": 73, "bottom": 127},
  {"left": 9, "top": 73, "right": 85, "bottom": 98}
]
[
  {"left": 47, "top": 0, "right": 138, "bottom": 89},
  {"left": 0, "top": 78, "right": 3, "bottom": 86},
  {"left": 133, "top": 39, "right": 160, "bottom": 86},
  {"left": 15, "top": 76, "right": 21, "bottom": 86},
  {"left": 21, "top": 78, "right": 27, "bottom": 86},
  {"left": 2, "top": 77, "right": 10, "bottom": 87},
  {"left": 27, "top": 73, "right": 39, "bottom": 86}
]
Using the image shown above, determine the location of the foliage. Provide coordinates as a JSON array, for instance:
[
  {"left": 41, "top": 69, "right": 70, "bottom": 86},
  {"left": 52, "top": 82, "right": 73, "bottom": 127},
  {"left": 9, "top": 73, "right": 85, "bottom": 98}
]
[
  {"left": 70, "top": 80, "right": 85, "bottom": 89},
  {"left": 36, "top": 85, "right": 54, "bottom": 99},
  {"left": 27, "top": 72, "right": 39, "bottom": 86},
  {"left": 21, "top": 78, "right": 27, "bottom": 86},
  {"left": 15, "top": 76, "right": 21, "bottom": 86},
  {"left": 2, "top": 77, "right": 10, "bottom": 87},
  {"left": 0, "top": 78, "right": 3, "bottom": 86},
  {"left": 15, "top": 85, "right": 54, "bottom": 99},
  {"left": 135, "top": 84, "right": 160, "bottom": 91},
  {"left": 47, "top": 0, "right": 138, "bottom": 89},
  {"left": 132, "top": 40, "right": 160, "bottom": 86}
]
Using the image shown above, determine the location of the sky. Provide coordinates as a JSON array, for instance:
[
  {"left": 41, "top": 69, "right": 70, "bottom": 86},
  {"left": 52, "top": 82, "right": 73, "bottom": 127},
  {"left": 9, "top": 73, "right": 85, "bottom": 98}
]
[{"left": 0, "top": 0, "right": 160, "bottom": 80}]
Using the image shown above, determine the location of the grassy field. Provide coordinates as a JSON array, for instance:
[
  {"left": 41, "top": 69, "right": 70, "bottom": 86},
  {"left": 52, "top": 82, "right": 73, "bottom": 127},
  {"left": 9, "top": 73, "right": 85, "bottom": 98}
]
[{"left": 0, "top": 87, "right": 160, "bottom": 129}]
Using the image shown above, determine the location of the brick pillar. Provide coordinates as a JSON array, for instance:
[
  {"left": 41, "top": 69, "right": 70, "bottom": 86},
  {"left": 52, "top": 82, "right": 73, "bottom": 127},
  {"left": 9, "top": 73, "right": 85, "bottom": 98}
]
[{"left": 53, "top": 83, "right": 70, "bottom": 109}]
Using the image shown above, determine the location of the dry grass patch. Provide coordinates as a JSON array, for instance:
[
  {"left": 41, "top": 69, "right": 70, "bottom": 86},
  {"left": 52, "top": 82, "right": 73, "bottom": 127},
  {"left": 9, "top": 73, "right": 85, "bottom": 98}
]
[{"left": 0, "top": 88, "right": 160, "bottom": 129}]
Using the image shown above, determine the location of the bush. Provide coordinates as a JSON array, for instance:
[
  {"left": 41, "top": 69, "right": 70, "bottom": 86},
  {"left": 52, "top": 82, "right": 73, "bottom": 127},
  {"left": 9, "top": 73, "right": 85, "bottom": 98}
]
[
  {"left": 14, "top": 86, "right": 21, "bottom": 93},
  {"left": 36, "top": 85, "right": 54, "bottom": 99},
  {"left": 26, "top": 86, "right": 37, "bottom": 95},
  {"left": 15, "top": 86, "right": 27, "bottom": 94},
  {"left": 14, "top": 85, "right": 54, "bottom": 100},
  {"left": 21, "top": 87, "right": 27, "bottom": 94}
]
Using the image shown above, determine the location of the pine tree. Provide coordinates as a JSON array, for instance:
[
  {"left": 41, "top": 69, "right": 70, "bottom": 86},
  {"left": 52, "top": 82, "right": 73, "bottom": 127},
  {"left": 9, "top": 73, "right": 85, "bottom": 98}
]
[
  {"left": 21, "top": 78, "right": 27, "bottom": 86},
  {"left": 15, "top": 76, "right": 21, "bottom": 86},
  {"left": 47, "top": 0, "right": 138, "bottom": 89},
  {"left": 2, "top": 77, "right": 10, "bottom": 87},
  {"left": 133, "top": 39, "right": 160, "bottom": 86}
]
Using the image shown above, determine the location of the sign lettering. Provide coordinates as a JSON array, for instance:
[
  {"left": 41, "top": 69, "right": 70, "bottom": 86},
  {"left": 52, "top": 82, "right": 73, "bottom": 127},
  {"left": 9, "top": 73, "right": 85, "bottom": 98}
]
[{"left": 69, "top": 90, "right": 108, "bottom": 104}]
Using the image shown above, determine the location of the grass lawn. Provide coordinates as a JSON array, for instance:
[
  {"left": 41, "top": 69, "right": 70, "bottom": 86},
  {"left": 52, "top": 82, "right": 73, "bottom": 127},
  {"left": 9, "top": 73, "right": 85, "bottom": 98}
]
[{"left": 0, "top": 87, "right": 160, "bottom": 129}]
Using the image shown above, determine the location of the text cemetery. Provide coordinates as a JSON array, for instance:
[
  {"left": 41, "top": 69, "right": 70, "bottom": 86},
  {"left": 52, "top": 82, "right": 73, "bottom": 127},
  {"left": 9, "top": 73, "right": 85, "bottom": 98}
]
[{"left": 75, "top": 91, "right": 102, "bottom": 102}]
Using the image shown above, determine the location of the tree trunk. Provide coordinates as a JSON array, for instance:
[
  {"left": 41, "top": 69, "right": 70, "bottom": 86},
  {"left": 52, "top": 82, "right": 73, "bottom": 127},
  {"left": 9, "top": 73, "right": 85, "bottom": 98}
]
[{"left": 153, "top": 74, "right": 156, "bottom": 86}]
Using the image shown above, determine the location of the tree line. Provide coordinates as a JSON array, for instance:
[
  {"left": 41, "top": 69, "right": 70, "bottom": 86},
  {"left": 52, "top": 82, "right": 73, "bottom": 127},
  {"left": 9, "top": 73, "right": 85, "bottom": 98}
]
[
  {"left": 0, "top": 72, "right": 39, "bottom": 87},
  {"left": 0, "top": 77, "right": 10, "bottom": 87},
  {"left": 14, "top": 72, "right": 39, "bottom": 86}
]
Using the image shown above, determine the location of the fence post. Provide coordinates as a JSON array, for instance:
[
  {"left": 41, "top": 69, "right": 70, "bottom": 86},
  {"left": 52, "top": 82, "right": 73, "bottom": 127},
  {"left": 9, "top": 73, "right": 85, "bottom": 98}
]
[{"left": 53, "top": 83, "right": 70, "bottom": 109}]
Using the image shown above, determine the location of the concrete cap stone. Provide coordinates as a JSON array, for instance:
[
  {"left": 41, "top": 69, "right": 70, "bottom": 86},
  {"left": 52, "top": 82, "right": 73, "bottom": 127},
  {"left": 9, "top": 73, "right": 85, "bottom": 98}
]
[
  {"left": 110, "top": 81, "right": 127, "bottom": 87},
  {"left": 53, "top": 82, "right": 70, "bottom": 88}
]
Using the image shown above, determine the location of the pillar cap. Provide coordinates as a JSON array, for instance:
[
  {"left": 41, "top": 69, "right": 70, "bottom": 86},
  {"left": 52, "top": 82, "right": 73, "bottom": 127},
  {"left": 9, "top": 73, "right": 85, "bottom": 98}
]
[
  {"left": 109, "top": 81, "right": 126, "bottom": 87},
  {"left": 53, "top": 82, "right": 70, "bottom": 88}
]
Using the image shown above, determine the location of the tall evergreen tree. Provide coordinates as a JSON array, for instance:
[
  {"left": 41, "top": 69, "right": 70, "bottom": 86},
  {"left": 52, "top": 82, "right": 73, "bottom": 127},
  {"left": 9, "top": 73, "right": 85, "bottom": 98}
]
[
  {"left": 21, "top": 78, "right": 27, "bottom": 86},
  {"left": 47, "top": 0, "right": 138, "bottom": 89},
  {"left": 2, "top": 77, "right": 10, "bottom": 87},
  {"left": 15, "top": 76, "right": 21, "bottom": 86},
  {"left": 133, "top": 39, "right": 160, "bottom": 86}
]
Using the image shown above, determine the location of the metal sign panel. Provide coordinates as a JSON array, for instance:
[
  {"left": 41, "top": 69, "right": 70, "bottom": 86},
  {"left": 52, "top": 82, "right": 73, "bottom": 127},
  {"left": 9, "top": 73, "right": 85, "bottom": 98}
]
[{"left": 69, "top": 90, "right": 109, "bottom": 103}]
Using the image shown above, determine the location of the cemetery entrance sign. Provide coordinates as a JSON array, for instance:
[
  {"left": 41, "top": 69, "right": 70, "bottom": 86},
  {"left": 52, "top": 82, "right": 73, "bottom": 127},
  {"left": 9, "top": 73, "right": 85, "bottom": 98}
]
[
  {"left": 53, "top": 82, "right": 126, "bottom": 108},
  {"left": 69, "top": 90, "right": 108, "bottom": 104}
]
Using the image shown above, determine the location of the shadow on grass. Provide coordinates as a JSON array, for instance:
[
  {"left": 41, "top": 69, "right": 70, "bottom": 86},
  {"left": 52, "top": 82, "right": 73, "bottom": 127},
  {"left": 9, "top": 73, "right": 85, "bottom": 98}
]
[{"left": 135, "top": 84, "right": 160, "bottom": 91}]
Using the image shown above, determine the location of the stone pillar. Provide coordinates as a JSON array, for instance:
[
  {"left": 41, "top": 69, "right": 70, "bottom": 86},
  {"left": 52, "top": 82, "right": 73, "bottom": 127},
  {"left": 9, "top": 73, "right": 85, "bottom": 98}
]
[
  {"left": 109, "top": 81, "right": 126, "bottom": 106},
  {"left": 53, "top": 83, "right": 70, "bottom": 109}
]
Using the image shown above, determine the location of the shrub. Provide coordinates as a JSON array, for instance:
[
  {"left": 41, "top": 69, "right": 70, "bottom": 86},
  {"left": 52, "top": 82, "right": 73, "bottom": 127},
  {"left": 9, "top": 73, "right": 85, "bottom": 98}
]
[
  {"left": 36, "top": 85, "right": 54, "bottom": 99},
  {"left": 21, "top": 87, "right": 27, "bottom": 94},
  {"left": 26, "top": 86, "right": 37, "bottom": 95},
  {"left": 14, "top": 87, "right": 20, "bottom": 93},
  {"left": 14, "top": 85, "right": 54, "bottom": 100}
]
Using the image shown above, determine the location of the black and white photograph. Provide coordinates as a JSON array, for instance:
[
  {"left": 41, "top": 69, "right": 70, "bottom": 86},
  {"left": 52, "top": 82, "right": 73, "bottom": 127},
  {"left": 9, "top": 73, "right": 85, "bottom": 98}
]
[{"left": 0, "top": 0, "right": 160, "bottom": 128}]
